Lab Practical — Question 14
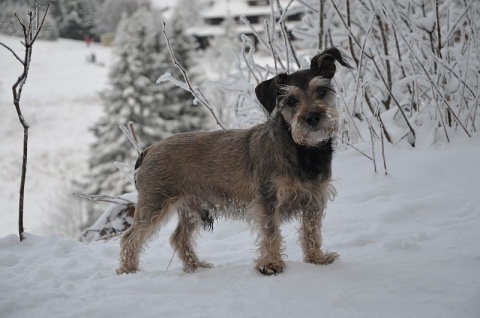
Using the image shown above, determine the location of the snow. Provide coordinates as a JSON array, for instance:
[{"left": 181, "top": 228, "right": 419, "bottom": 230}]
[
  {"left": 81, "top": 192, "right": 136, "bottom": 242},
  {"left": 1, "top": 34, "right": 480, "bottom": 317}
]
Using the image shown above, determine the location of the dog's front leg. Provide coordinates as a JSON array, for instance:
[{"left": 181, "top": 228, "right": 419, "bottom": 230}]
[
  {"left": 300, "top": 207, "right": 338, "bottom": 265},
  {"left": 254, "top": 195, "right": 285, "bottom": 275}
]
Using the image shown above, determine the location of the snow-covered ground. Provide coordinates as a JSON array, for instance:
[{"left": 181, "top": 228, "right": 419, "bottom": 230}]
[{"left": 1, "top": 34, "right": 479, "bottom": 317}]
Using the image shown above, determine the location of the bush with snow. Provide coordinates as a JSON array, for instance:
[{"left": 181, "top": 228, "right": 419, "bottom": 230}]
[{"left": 81, "top": 192, "right": 137, "bottom": 242}]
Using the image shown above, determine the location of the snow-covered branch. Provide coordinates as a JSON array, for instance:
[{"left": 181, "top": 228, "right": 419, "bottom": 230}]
[{"left": 161, "top": 21, "right": 226, "bottom": 130}]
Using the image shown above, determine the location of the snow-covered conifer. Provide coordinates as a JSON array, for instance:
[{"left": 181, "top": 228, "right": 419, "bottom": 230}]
[
  {"left": 58, "top": 0, "right": 96, "bottom": 40},
  {"left": 94, "top": 0, "right": 140, "bottom": 36}
]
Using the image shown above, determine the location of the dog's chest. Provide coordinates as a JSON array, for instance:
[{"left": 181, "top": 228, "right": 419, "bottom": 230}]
[
  {"left": 295, "top": 141, "right": 333, "bottom": 182},
  {"left": 272, "top": 175, "right": 329, "bottom": 211}
]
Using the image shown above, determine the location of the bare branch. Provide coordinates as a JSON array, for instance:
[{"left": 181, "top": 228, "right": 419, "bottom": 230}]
[
  {"left": 375, "top": 110, "right": 388, "bottom": 175},
  {"left": 162, "top": 21, "right": 226, "bottom": 130},
  {"left": 278, "top": 0, "right": 300, "bottom": 70},
  {"left": 240, "top": 35, "right": 260, "bottom": 84},
  {"left": 264, "top": 20, "right": 279, "bottom": 75},
  {"left": 0, "top": 42, "right": 24, "bottom": 65},
  {"left": 119, "top": 124, "right": 143, "bottom": 155},
  {"left": 345, "top": 0, "right": 359, "bottom": 66},
  {"left": 14, "top": 13, "right": 28, "bottom": 39},
  {"left": 128, "top": 121, "right": 140, "bottom": 145},
  {"left": 74, "top": 194, "right": 135, "bottom": 206},
  {"left": 1, "top": 0, "right": 53, "bottom": 241},
  {"left": 296, "top": 0, "right": 318, "bottom": 13},
  {"left": 336, "top": 135, "right": 373, "bottom": 161},
  {"left": 328, "top": 0, "right": 368, "bottom": 57},
  {"left": 240, "top": 15, "right": 270, "bottom": 52},
  {"left": 434, "top": 0, "right": 443, "bottom": 59},
  {"left": 31, "top": 0, "right": 52, "bottom": 44}
]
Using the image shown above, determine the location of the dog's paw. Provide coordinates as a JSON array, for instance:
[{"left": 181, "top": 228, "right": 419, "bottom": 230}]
[
  {"left": 183, "top": 261, "right": 213, "bottom": 273},
  {"left": 304, "top": 251, "right": 339, "bottom": 265},
  {"left": 256, "top": 260, "right": 285, "bottom": 276},
  {"left": 198, "top": 261, "right": 214, "bottom": 269},
  {"left": 116, "top": 267, "right": 139, "bottom": 275}
]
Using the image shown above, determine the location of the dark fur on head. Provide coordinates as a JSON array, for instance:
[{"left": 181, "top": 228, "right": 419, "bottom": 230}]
[
  {"left": 255, "top": 47, "right": 352, "bottom": 114},
  {"left": 117, "top": 48, "right": 351, "bottom": 276}
]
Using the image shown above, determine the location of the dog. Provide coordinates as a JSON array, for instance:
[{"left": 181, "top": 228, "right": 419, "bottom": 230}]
[{"left": 117, "top": 47, "right": 351, "bottom": 275}]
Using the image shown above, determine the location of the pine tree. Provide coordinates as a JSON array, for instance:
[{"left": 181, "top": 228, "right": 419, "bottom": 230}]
[
  {"left": 95, "top": 0, "right": 140, "bottom": 35},
  {"left": 58, "top": 0, "right": 96, "bottom": 40}
]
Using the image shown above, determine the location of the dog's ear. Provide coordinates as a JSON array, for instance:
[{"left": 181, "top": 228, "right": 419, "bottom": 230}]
[
  {"left": 310, "top": 47, "right": 352, "bottom": 79},
  {"left": 255, "top": 77, "right": 277, "bottom": 113}
]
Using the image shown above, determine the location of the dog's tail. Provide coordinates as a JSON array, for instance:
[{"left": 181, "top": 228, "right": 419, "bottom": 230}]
[
  {"left": 134, "top": 146, "right": 150, "bottom": 171},
  {"left": 134, "top": 146, "right": 151, "bottom": 189}
]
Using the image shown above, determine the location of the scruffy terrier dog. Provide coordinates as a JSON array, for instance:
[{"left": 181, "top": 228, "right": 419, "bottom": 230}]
[{"left": 117, "top": 48, "right": 351, "bottom": 275}]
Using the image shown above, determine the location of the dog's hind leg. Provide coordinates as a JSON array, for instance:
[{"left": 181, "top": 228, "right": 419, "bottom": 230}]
[
  {"left": 117, "top": 196, "right": 171, "bottom": 274},
  {"left": 170, "top": 205, "right": 213, "bottom": 273},
  {"left": 299, "top": 206, "right": 338, "bottom": 265}
]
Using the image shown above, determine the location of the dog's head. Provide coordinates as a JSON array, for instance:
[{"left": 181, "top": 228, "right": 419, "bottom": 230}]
[{"left": 255, "top": 48, "right": 351, "bottom": 146}]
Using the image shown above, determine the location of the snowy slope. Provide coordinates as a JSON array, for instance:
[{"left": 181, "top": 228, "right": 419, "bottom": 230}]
[{"left": 1, "top": 34, "right": 479, "bottom": 318}]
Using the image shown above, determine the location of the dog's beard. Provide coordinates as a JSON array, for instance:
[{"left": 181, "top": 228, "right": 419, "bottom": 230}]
[{"left": 291, "top": 118, "right": 338, "bottom": 146}]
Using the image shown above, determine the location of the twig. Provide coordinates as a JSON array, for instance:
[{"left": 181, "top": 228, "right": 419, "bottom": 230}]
[
  {"left": 375, "top": 109, "right": 388, "bottom": 175},
  {"left": 328, "top": 0, "right": 366, "bottom": 55},
  {"left": 296, "top": 0, "right": 318, "bottom": 13},
  {"left": 119, "top": 124, "right": 143, "bottom": 155},
  {"left": 335, "top": 79, "right": 364, "bottom": 141},
  {"left": 270, "top": 0, "right": 276, "bottom": 41},
  {"left": 319, "top": 0, "right": 325, "bottom": 50},
  {"left": 277, "top": 0, "right": 300, "bottom": 70},
  {"left": 434, "top": 0, "right": 442, "bottom": 59},
  {"left": 164, "top": 249, "right": 177, "bottom": 275},
  {"left": 162, "top": 22, "right": 226, "bottom": 130},
  {"left": 336, "top": 135, "right": 373, "bottom": 161},
  {"left": 240, "top": 35, "right": 260, "bottom": 84},
  {"left": 240, "top": 16, "right": 270, "bottom": 52},
  {"left": 345, "top": 0, "right": 359, "bottom": 66},
  {"left": 264, "top": 20, "right": 278, "bottom": 75},
  {"left": 114, "top": 162, "right": 135, "bottom": 188},
  {"left": 74, "top": 193, "right": 135, "bottom": 206},
  {"left": 128, "top": 121, "right": 140, "bottom": 147},
  {"left": 376, "top": 11, "right": 392, "bottom": 110},
  {"left": 368, "top": 125, "right": 377, "bottom": 172},
  {"left": 240, "top": 16, "right": 286, "bottom": 74},
  {"left": 0, "top": 42, "right": 24, "bottom": 64}
]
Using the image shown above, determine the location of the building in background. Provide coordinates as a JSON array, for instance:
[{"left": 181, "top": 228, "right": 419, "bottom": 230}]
[{"left": 187, "top": 0, "right": 304, "bottom": 49}]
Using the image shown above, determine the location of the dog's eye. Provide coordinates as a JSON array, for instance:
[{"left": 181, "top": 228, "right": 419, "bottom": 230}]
[
  {"left": 284, "top": 97, "right": 298, "bottom": 107},
  {"left": 316, "top": 88, "right": 327, "bottom": 98}
]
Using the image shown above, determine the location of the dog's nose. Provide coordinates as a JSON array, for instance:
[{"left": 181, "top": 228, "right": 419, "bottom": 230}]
[{"left": 305, "top": 112, "right": 322, "bottom": 127}]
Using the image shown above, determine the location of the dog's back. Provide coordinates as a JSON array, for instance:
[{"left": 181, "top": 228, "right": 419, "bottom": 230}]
[{"left": 135, "top": 129, "right": 257, "bottom": 206}]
